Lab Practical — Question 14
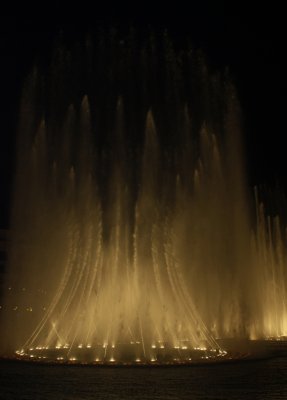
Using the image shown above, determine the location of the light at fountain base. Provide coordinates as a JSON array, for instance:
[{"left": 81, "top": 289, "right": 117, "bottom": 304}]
[
  {"left": 14, "top": 342, "right": 229, "bottom": 366},
  {"left": 12, "top": 338, "right": 287, "bottom": 366}
]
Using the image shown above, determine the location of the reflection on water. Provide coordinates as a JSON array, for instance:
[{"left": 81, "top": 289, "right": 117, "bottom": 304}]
[{"left": 0, "top": 358, "right": 287, "bottom": 399}]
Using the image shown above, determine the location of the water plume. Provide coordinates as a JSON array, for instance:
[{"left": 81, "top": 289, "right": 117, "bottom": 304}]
[{"left": 1, "top": 32, "right": 287, "bottom": 363}]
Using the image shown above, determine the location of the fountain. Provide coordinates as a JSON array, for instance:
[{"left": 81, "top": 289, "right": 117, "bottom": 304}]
[{"left": 1, "top": 32, "right": 287, "bottom": 364}]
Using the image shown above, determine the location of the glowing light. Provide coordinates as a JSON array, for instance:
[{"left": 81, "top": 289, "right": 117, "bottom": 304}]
[
  {"left": 195, "top": 346, "right": 207, "bottom": 351},
  {"left": 6, "top": 42, "right": 274, "bottom": 365}
]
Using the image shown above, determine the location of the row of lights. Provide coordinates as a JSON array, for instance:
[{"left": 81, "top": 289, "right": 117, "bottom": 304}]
[
  {"left": 0, "top": 305, "right": 33, "bottom": 311},
  {"left": 17, "top": 348, "right": 226, "bottom": 363},
  {"left": 0, "top": 306, "right": 47, "bottom": 311},
  {"left": 24, "top": 343, "right": 218, "bottom": 352},
  {"left": 17, "top": 352, "right": 222, "bottom": 363},
  {"left": 38, "top": 343, "right": 190, "bottom": 350},
  {"left": 6, "top": 287, "right": 47, "bottom": 293},
  {"left": 17, "top": 352, "right": 158, "bottom": 364}
]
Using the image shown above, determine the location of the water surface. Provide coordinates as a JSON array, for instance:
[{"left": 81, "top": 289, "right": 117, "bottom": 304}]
[{"left": 1, "top": 358, "right": 287, "bottom": 399}]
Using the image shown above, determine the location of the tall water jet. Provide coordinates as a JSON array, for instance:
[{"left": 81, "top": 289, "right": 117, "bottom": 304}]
[{"left": 1, "top": 32, "right": 287, "bottom": 363}]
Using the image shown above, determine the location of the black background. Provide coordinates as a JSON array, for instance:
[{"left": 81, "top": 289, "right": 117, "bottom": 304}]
[{"left": 0, "top": 1, "right": 286, "bottom": 228}]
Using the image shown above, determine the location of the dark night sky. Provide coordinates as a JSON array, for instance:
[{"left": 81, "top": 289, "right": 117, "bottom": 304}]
[{"left": 0, "top": 1, "right": 286, "bottom": 228}]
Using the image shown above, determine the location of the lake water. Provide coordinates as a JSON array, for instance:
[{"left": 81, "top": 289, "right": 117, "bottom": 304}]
[{"left": 1, "top": 358, "right": 287, "bottom": 399}]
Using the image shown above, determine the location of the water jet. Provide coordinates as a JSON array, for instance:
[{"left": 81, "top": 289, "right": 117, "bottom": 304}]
[{"left": 1, "top": 32, "right": 286, "bottom": 364}]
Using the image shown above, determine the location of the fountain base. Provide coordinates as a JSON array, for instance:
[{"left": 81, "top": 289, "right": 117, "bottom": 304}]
[{"left": 14, "top": 342, "right": 229, "bottom": 365}]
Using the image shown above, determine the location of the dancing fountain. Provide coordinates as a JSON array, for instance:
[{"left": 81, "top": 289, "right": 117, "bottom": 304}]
[{"left": 1, "top": 32, "right": 287, "bottom": 364}]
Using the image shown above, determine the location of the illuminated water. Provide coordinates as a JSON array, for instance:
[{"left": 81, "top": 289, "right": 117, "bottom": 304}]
[
  {"left": 1, "top": 32, "right": 287, "bottom": 360},
  {"left": 1, "top": 358, "right": 287, "bottom": 399}
]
